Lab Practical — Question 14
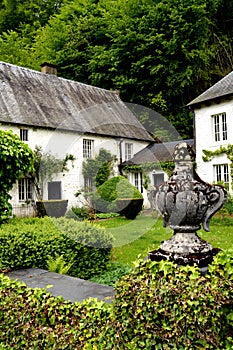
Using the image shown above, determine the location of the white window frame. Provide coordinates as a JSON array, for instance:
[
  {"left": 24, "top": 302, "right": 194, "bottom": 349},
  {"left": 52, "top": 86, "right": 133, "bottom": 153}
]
[
  {"left": 214, "top": 164, "right": 229, "bottom": 185},
  {"left": 152, "top": 172, "right": 165, "bottom": 186},
  {"left": 212, "top": 113, "right": 227, "bottom": 142},
  {"left": 125, "top": 142, "right": 133, "bottom": 161},
  {"left": 18, "top": 178, "right": 33, "bottom": 201},
  {"left": 84, "top": 177, "right": 94, "bottom": 192},
  {"left": 134, "top": 172, "right": 143, "bottom": 193},
  {"left": 83, "top": 139, "right": 94, "bottom": 159},
  {"left": 20, "top": 128, "right": 28, "bottom": 141}
]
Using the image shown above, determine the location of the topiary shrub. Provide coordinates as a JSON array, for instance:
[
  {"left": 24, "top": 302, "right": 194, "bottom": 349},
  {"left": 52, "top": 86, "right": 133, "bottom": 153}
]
[
  {"left": 91, "top": 176, "right": 143, "bottom": 219},
  {"left": 116, "top": 198, "right": 144, "bottom": 219},
  {"left": 0, "top": 217, "right": 113, "bottom": 279}
]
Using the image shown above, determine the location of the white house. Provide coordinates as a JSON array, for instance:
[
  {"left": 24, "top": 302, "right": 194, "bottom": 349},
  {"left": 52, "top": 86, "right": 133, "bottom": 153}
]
[
  {"left": 0, "top": 61, "right": 154, "bottom": 216},
  {"left": 121, "top": 139, "right": 194, "bottom": 208},
  {"left": 188, "top": 71, "right": 233, "bottom": 193}
]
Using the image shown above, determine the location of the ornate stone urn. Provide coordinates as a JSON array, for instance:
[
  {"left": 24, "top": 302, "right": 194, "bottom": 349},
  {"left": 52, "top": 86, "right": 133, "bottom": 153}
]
[{"left": 148, "top": 142, "right": 227, "bottom": 268}]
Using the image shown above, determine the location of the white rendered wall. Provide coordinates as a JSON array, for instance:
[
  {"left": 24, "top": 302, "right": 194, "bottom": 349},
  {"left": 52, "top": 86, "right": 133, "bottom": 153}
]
[
  {"left": 194, "top": 99, "right": 233, "bottom": 192},
  {"left": 1, "top": 124, "right": 150, "bottom": 211}
]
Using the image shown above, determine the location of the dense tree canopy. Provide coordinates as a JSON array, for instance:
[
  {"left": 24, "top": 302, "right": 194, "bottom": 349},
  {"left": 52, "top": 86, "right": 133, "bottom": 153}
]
[{"left": 0, "top": 0, "right": 232, "bottom": 139}]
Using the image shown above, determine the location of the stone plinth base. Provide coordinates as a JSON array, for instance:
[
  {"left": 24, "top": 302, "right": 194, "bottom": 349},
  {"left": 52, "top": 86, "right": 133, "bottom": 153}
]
[{"left": 148, "top": 247, "right": 220, "bottom": 269}]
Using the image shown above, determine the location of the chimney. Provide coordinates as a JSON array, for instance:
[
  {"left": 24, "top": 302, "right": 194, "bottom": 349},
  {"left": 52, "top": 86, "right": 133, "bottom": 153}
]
[
  {"left": 41, "top": 62, "right": 57, "bottom": 75},
  {"left": 112, "top": 89, "right": 120, "bottom": 96}
]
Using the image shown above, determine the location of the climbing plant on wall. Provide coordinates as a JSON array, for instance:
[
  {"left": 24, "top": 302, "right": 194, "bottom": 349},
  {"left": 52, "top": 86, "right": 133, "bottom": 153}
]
[
  {"left": 82, "top": 148, "right": 117, "bottom": 189},
  {"left": 123, "top": 161, "right": 174, "bottom": 189},
  {"left": 31, "top": 145, "right": 75, "bottom": 199},
  {"left": 0, "top": 129, "right": 34, "bottom": 224},
  {"left": 202, "top": 144, "right": 233, "bottom": 189}
]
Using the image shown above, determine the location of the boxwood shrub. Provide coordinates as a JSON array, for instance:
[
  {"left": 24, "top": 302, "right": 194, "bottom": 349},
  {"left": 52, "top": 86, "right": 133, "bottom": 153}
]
[
  {"left": 91, "top": 175, "right": 143, "bottom": 218},
  {"left": 0, "top": 250, "right": 232, "bottom": 349},
  {"left": 0, "top": 217, "right": 113, "bottom": 279}
]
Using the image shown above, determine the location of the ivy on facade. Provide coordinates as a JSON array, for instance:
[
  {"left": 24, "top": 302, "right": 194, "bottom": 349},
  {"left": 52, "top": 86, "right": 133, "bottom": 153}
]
[
  {"left": 202, "top": 144, "right": 233, "bottom": 189},
  {"left": 31, "top": 145, "right": 75, "bottom": 199},
  {"left": 123, "top": 161, "right": 175, "bottom": 189},
  {"left": 82, "top": 148, "right": 117, "bottom": 189}
]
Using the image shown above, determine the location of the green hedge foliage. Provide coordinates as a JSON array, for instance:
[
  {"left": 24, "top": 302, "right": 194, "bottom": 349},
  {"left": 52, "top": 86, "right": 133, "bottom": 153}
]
[
  {"left": 0, "top": 250, "right": 232, "bottom": 349},
  {"left": 97, "top": 176, "right": 143, "bottom": 201},
  {"left": 0, "top": 217, "right": 113, "bottom": 279},
  {"left": 110, "top": 250, "right": 233, "bottom": 349},
  {"left": 0, "top": 275, "right": 111, "bottom": 349}
]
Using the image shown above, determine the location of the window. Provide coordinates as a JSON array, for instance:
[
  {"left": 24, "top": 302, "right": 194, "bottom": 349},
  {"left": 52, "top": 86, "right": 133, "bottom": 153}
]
[
  {"left": 18, "top": 178, "right": 32, "bottom": 201},
  {"left": 84, "top": 177, "right": 94, "bottom": 192},
  {"left": 83, "top": 139, "right": 94, "bottom": 158},
  {"left": 153, "top": 172, "right": 165, "bottom": 186},
  {"left": 134, "top": 172, "right": 143, "bottom": 193},
  {"left": 125, "top": 143, "right": 133, "bottom": 161},
  {"left": 213, "top": 113, "right": 227, "bottom": 142},
  {"left": 20, "top": 129, "right": 28, "bottom": 141},
  {"left": 48, "top": 181, "right": 61, "bottom": 200},
  {"left": 214, "top": 164, "right": 229, "bottom": 185}
]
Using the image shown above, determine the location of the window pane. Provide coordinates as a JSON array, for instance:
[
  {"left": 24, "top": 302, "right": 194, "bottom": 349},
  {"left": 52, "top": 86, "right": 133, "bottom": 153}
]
[
  {"left": 222, "top": 113, "right": 227, "bottom": 140},
  {"left": 26, "top": 178, "right": 32, "bottom": 199},
  {"left": 214, "top": 115, "right": 220, "bottom": 141},
  {"left": 153, "top": 173, "right": 165, "bottom": 186},
  {"left": 83, "top": 139, "right": 94, "bottom": 158},
  {"left": 18, "top": 178, "right": 32, "bottom": 201},
  {"left": 125, "top": 143, "right": 133, "bottom": 161},
  {"left": 223, "top": 164, "right": 229, "bottom": 183},
  {"left": 18, "top": 178, "right": 25, "bottom": 201},
  {"left": 214, "top": 164, "right": 229, "bottom": 184},
  {"left": 215, "top": 165, "right": 221, "bottom": 182},
  {"left": 84, "top": 177, "right": 93, "bottom": 192},
  {"left": 20, "top": 129, "right": 28, "bottom": 141},
  {"left": 134, "top": 172, "right": 139, "bottom": 189}
]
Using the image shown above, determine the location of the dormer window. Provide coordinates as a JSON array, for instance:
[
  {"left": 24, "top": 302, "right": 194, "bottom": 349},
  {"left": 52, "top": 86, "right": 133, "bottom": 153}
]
[
  {"left": 20, "top": 128, "right": 28, "bottom": 141},
  {"left": 213, "top": 113, "right": 227, "bottom": 142}
]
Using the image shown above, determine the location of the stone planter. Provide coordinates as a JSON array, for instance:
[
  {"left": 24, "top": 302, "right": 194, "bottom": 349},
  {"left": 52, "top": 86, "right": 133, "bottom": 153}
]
[
  {"left": 36, "top": 200, "right": 68, "bottom": 218},
  {"left": 116, "top": 198, "right": 143, "bottom": 219},
  {"left": 148, "top": 142, "right": 227, "bottom": 268}
]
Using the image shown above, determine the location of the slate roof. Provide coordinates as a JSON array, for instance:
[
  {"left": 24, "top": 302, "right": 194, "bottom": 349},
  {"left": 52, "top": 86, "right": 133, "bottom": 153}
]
[
  {"left": 121, "top": 139, "right": 194, "bottom": 165},
  {"left": 187, "top": 71, "right": 233, "bottom": 107},
  {"left": 0, "top": 62, "right": 153, "bottom": 141}
]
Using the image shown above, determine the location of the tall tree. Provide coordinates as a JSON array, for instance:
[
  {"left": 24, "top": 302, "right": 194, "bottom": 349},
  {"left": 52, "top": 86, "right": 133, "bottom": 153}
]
[
  {"left": 0, "top": 0, "right": 64, "bottom": 34},
  {"left": 33, "top": 0, "right": 226, "bottom": 138},
  {"left": 0, "top": 0, "right": 232, "bottom": 139}
]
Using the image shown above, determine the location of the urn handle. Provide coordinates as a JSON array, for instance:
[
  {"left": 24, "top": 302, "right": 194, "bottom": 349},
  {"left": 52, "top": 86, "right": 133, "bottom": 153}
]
[{"left": 202, "top": 185, "right": 228, "bottom": 232}]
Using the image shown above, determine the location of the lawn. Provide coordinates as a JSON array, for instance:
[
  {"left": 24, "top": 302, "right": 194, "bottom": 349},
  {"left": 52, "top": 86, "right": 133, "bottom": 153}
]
[{"left": 97, "top": 211, "right": 233, "bottom": 265}]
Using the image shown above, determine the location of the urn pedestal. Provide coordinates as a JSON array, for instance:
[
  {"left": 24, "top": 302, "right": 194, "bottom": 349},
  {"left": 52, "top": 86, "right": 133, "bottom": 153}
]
[{"left": 148, "top": 142, "right": 227, "bottom": 268}]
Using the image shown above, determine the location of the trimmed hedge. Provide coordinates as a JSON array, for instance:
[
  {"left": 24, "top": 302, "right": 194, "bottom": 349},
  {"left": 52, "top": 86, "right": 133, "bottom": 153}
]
[
  {"left": 110, "top": 251, "right": 233, "bottom": 349},
  {"left": 0, "top": 217, "right": 113, "bottom": 279},
  {"left": 0, "top": 250, "right": 232, "bottom": 349},
  {"left": 0, "top": 275, "right": 111, "bottom": 349}
]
